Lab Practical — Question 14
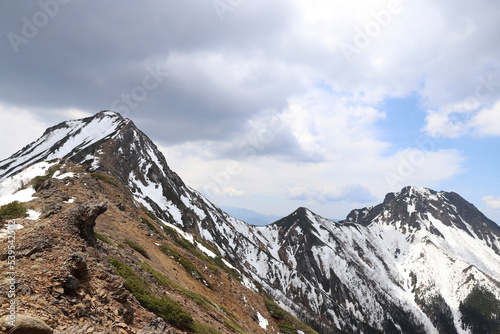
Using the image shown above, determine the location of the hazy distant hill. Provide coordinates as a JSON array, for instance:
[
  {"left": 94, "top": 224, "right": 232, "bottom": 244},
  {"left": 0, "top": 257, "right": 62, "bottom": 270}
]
[{"left": 221, "top": 206, "right": 282, "bottom": 226}]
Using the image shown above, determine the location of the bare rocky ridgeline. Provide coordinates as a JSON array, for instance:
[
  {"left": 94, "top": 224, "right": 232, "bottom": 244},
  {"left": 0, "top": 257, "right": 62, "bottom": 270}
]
[{"left": 0, "top": 161, "right": 294, "bottom": 334}]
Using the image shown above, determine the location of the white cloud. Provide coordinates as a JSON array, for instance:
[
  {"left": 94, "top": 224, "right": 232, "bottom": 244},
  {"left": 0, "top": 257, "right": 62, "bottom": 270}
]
[
  {"left": 0, "top": 105, "right": 95, "bottom": 161},
  {"left": 283, "top": 184, "right": 375, "bottom": 203},
  {"left": 159, "top": 87, "right": 465, "bottom": 217},
  {"left": 381, "top": 148, "right": 465, "bottom": 191},
  {"left": 423, "top": 109, "right": 467, "bottom": 138},
  {"left": 482, "top": 196, "right": 500, "bottom": 210},
  {"left": 284, "top": 187, "right": 311, "bottom": 201},
  {"left": 210, "top": 186, "right": 246, "bottom": 198},
  {"left": 62, "top": 108, "right": 93, "bottom": 120},
  {"left": 282, "top": 89, "right": 388, "bottom": 161},
  {"left": 470, "top": 101, "right": 500, "bottom": 136},
  {"left": 0, "top": 105, "right": 48, "bottom": 160},
  {"left": 423, "top": 100, "right": 500, "bottom": 138}
]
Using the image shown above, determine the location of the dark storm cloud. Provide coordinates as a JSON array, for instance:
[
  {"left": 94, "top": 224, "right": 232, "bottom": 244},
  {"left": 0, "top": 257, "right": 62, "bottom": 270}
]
[
  {"left": 0, "top": 0, "right": 300, "bottom": 141},
  {"left": 129, "top": 52, "right": 305, "bottom": 144}
]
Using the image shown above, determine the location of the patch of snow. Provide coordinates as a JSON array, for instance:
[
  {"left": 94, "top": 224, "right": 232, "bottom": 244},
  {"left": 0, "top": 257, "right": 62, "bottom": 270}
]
[
  {"left": 45, "top": 114, "right": 123, "bottom": 161},
  {"left": 0, "top": 222, "right": 23, "bottom": 240},
  {"left": 160, "top": 220, "right": 194, "bottom": 243},
  {"left": 256, "top": 312, "right": 268, "bottom": 330},
  {"left": 197, "top": 243, "right": 217, "bottom": 258},
  {"left": 165, "top": 201, "right": 183, "bottom": 226},
  {"left": 0, "top": 161, "right": 56, "bottom": 196},
  {"left": 26, "top": 209, "right": 41, "bottom": 220},
  {"left": 128, "top": 170, "right": 185, "bottom": 227},
  {"left": 0, "top": 187, "right": 37, "bottom": 206},
  {"left": 181, "top": 194, "right": 207, "bottom": 220},
  {"left": 0, "top": 113, "right": 122, "bottom": 181},
  {"left": 88, "top": 155, "right": 100, "bottom": 170},
  {"left": 145, "top": 145, "right": 166, "bottom": 179},
  {"left": 55, "top": 172, "right": 76, "bottom": 179},
  {"left": 408, "top": 202, "right": 416, "bottom": 215},
  {"left": 64, "top": 197, "right": 76, "bottom": 204},
  {"left": 222, "top": 258, "right": 237, "bottom": 270},
  {"left": 241, "top": 275, "right": 258, "bottom": 292}
]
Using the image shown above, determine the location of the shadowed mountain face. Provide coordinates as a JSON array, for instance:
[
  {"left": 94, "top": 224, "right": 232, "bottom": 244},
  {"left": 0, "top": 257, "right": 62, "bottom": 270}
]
[{"left": 2, "top": 111, "right": 500, "bottom": 334}]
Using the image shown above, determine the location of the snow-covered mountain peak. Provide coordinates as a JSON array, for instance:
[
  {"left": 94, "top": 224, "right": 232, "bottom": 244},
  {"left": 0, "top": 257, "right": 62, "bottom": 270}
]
[
  {"left": 273, "top": 207, "right": 323, "bottom": 236},
  {"left": 399, "top": 185, "right": 435, "bottom": 196},
  {"left": 0, "top": 110, "right": 128, "bottom": 180},
  {"left": 342, "top": 186, "right": 500, "bottom": 266},
  {"left": 37, "top": 110, "right": 126, "bottom": 144}
]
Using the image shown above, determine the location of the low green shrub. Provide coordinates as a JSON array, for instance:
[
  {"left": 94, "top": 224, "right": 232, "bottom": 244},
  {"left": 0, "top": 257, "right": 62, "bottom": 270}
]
[
  {"left": 146, "top": 210, "right": 158, "bottom": 221},
  {"left": 163, "top": 229, "right": 235, "bottom": 283},
  {"left": 0, "top": 201, "right": 27, "bottom": 219},
  {"left": 159, "top": 223, "right": 242, "bottom": 285},
  {"left": 178, "top": 257, "right": 200, "bottom": 278},
  {"left": 32, "top": 176, "right": 48, "bottom": 191},
  {"left": 141, "top": 217, "right": 161, "bottom": 235},
  {"left": 193, "top": 322, "right": 222, "bottom": 334},
  {"left": 125, "top": 239, "right": 150, "bottom": 259},
  {"left": 265, "top": 298, "right": 285, "bottom": 319},
  {"left": 264, "top": 297, "right": 319, "bottom": 334},
  {"left": 207, "top": 264, "right": 220, "bottom": 274},
  {"left": 224, "top": 318, "right": 246, "bottom": 334},
  {"left": 219, "top": 305, "right": 236, "bottom": 319},
  {"left": 254, "top": 280, "right": 263, "bottom": 293},
  {"left": 108, "top": 257, "right": 194, "bottom": 331},
  {"left": 160, "top": 244, "right": 182, "bottom": 258},
  {"left": 278, "top": 323, "right": 299, "bottom": 334},
  {"left": 162, "top": 225, "right": 180, "bottom": 238},
  {"left": 159, "top": 244, "right": 208, "bottom": 284},
  {"left": 140, "top": 262, "right": 214, "bottom": 310},
  {"left": 176, "top": 237, "right": 198, "bottom": 253},
  {"left": 95, "top": 232, "right": 112, "bottom": 245}
]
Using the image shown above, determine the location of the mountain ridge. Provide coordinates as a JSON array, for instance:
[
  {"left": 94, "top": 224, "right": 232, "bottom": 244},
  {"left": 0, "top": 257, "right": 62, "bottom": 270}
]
[
  {"left": 343, "top": 185, "right": 500, "bottom": 255},
  {"left": 1, "top": 110, "right": 500, "bottom": 333}
]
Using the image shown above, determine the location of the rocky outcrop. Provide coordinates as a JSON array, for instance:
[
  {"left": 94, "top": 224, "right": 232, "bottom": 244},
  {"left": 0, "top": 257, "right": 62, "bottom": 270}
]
[{"left": 62, "top": 201, "right": 107, "bottom": 246}]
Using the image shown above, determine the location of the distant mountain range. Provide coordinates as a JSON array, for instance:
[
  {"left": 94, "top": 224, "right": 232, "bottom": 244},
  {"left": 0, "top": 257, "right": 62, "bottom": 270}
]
[
  {"left": 1, "top": 110, "right": 499, "bottom": 333},
  {"left": 221, "top": 206, "right": 282, "bottom": 226}
]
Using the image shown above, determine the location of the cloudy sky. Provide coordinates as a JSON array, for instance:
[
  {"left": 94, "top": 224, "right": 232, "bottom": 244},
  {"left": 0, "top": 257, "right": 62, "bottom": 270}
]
[{"left": 1, "top": 0, "right": 500, "bottom": 223}]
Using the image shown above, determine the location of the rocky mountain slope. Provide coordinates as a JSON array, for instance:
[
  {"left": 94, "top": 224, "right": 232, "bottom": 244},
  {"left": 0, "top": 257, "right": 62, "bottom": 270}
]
[
  {"left": 1, "top": 110, "right": 500, "bottom": 333},
  {"left": 0, "top": 160, "right": 315, "bottom": 333}
]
